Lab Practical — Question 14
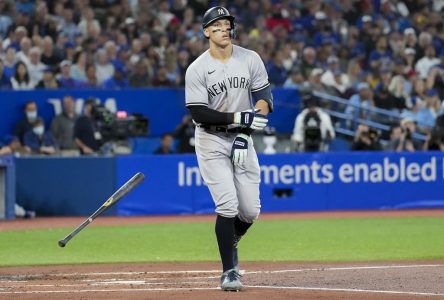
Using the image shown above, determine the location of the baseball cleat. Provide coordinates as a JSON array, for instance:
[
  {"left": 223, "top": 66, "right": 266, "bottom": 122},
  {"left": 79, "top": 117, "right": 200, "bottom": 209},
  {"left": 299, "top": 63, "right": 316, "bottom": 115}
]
[
  {"left": 233, "top": 234, "right": 242, "bottom": 272},
  {"left": 220, "top": 268, "right": 243, "bottom": 291}
]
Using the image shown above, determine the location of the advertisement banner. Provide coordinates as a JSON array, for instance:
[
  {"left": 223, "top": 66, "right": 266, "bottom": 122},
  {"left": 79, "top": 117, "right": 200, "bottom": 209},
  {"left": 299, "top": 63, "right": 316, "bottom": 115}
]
[{"left": 115, "top": 152, "right": 444, "bottom": 216}]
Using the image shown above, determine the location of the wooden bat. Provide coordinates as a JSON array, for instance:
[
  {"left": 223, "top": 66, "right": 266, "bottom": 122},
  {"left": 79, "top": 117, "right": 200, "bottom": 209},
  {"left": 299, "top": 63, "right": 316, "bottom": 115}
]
[{"left": 58, "top": 172, "right": 145, "bottom": 247}]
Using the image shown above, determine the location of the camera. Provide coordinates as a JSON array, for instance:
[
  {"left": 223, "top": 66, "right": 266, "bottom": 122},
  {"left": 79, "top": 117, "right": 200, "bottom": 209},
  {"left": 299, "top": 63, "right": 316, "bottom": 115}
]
[
  {"left": 89, "top": 100, "right": 149, "bottom": 141},
  {"left": 304, "top": 127, "right": 322, "bottom": 151},
  {"left": 362, "top": 128, "right": 378, "bottom": 140},
  {"left": 402, "top": 128, "right": 412, "bottom": 140}
]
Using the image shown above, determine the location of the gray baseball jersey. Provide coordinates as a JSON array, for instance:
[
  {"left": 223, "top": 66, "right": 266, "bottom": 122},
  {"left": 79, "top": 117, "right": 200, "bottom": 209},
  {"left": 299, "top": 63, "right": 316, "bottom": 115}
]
[
  {"left": 185, "top": 45, "right": 270, "bottom": 114},
  {"left": 185, "top": 44, "right": 270, "bottom": 221}
]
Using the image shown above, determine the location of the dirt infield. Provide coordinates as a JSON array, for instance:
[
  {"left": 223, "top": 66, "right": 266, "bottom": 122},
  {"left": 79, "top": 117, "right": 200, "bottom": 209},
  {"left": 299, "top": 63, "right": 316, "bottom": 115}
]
[
  {"left": 1, "top": 210, "right": 444, "bottom": 299},
  {"left": 1, "top": 261, "right": 443, "bottom": 299}
]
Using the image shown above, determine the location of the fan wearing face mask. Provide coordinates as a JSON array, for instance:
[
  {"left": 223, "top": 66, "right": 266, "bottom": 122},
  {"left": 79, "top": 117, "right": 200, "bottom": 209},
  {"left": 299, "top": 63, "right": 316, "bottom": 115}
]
[
  {"left": 13, "top": 100, "right": 40, "bottom": 146},
  {"left": 23, "top": 117, "right": 58, "bottom": 155}
]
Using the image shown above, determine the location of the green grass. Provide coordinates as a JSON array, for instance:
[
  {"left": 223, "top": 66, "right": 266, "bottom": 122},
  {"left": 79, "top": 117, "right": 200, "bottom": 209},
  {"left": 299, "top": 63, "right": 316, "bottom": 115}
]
[{"left": 0, "top": 217, "right": 443, "bottom": 267}]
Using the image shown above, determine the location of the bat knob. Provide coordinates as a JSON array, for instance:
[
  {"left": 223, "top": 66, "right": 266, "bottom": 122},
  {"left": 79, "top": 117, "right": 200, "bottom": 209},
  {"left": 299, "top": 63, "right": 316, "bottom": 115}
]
[{"left": 58, "top": 240, "right": 66, "bottom": 248}]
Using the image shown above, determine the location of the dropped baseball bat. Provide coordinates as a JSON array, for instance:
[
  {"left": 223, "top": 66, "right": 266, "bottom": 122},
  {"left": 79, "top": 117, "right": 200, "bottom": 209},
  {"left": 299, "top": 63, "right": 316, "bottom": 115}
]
[{"left": 58, "top": 172, "right": 145, "bottom": 248}]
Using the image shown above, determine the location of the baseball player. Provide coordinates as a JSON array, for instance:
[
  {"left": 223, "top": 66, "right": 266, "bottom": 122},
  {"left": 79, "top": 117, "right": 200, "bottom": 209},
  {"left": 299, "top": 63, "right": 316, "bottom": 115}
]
[{"left": 185, "top": 6, "right": 273, "bottom": 291}]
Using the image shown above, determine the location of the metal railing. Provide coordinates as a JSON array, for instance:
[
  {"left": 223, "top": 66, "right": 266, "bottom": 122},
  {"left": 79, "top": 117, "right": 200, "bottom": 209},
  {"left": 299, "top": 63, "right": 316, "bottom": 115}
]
[{"left": 312, "top": 91, "right": 429, "bottom": 141}]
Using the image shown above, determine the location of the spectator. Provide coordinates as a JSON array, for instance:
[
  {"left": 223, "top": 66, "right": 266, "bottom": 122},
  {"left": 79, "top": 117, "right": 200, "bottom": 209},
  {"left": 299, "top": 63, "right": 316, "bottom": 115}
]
[
  {"left": 424, "top": 115, "right": 444, "bottom": 151},
  {"left": 416, "top": 88, "right": 441, "bottom": 131},
  {"left": 3, "top": 25, "right": 26, "bottom": 49},
  {"left": 426, "top": 49, "right": 444, "bottom": 99},
  {"left": 0, "top": 59, "right": 11, "bottom": 88},
  {"left": 351, "top": 124, "right": 382, "bottom": 151},
  {"left": 299, "top": 47, "right": 318, "bottom": 79},
  {"left": 347, "top": 59, "right": 363, "bottom": 89},
  {"left": 152, "top": 65, "right": 174, "bottom": 87},
  {"left": 291, "top": 97, "right": 335, "bottom": 152},
  {"left": 0, "top": 0, "right": 13, "bottom": 39},
  {"left": 35, "top": 67, "right": 60, "bottom": 89},
  {"left": 26, "top": 46, "right": 46, "bottom": 84},
  {"left": 84, "top": 64, "right": 99, "bottom": 88},
  {"left": 121, "top": 17, "right": 138, "bottom": 41},
  {"left": 74, "top": 99, "right": 101, "bottom": 155},
  {"left": 403, "top": 48, "right": 417, "bottom": 77},
  {"left": 16, "top": 36, "right": 31, "bottom": 65},
  {"left": 173, "top": 115, "right": 195, "bottom": 153},
  {"left": 266, "top": 3, "right": 291, "bottom": 33},
  {"left": 374, "top": 85, "right": 406, "bottom": 114},
  {"left": 58, "top": 60, "right": 80, "bottom": 88},
  {"left": 77, "top": 7, "right": 101, "bottom": 39},
  {"left": 321, "top": 55, "right": 351, "bottom": 97},
  {"left": 16, "top": 0, "right": 35, "bottom": 16},
  {"left": 70, "top": 50, "right": 87, "bottom": 82},
  {"left": 60, "top": 8, "right": 80, "bottom": 41},
  {"left": 395, "top": 118, "right": 422, "bottom": 152},
  {"left": 40, "top": 36, "right": 63, "bottom": 67},
  {"left": 302, "top": 68, "right": 335, "bottom": 95},
  {"left": 23, "top": 118, "right": 57, "bottom": 155},
  {"left": 95, "top": 49, "right": 114, "bottom": 84},
  {"left": 102, "top": 65, "right": 129, "bottom": 89},
  {"left": 13, "top": 100, "right": 38, "bottom": 144},
  {"left": 267, "top": 50, "right": 288, "bottom": 86},
  {"left": 154, "top": 133, "right": 174, "bottom": 154},
  {"left": 415, "top": 45, "right": 440, "bottom": 79},
  {"left": 11, "top": 61, "right": 35, "bottom": 90},
  {"left": 176, "top": 49, "right": 190, "bottom": 85},
  {"left": 388, "top": 65, "right": 410, "bottom": 107},
  {"left": 283, "top": 68, "right": 305, "bottom": 89},
  {"left": 51, "top": 95, "right": 78, "bottom": 151},
  {"left": 104, "top": 41, "right": 118, "bottom": 66},
  {"left": 3, "top": 46, "right": 17, "bottom": 79},
  {"left": 345, "top": 82, "right": 375, "bottom": 128},
  {"left": 63, "top": 41, "right": 76, "bottom": 62},
  {"left": 403, "top": 28, "right": 417, "bottom": 51},
  {"left": 34, "top": 2, "right": 58, "bottom": 41},
  {"left": 129, "top": 58, "right": 151, "bottom": 88},
  {"left": 373, "top": 68, "right": 407, "bottom": 113},
  {"left": 368, "top": 36, "right": 392, "bottom": 72},
  {"left": 385, "top": 124, "right": 403, "bottom": 151}
]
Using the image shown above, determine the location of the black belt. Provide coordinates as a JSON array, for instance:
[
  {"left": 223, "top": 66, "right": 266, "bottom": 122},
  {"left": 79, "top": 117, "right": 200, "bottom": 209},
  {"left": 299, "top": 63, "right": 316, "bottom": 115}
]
[{"left": 200, "top": 125, "right": 242, "bottom": 134}]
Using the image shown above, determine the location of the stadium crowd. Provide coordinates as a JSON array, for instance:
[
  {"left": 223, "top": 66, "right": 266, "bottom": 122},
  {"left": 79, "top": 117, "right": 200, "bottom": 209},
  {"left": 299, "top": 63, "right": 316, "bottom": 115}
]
[{"left": 0, "top": 0, "right": 444, "bottom": 152}]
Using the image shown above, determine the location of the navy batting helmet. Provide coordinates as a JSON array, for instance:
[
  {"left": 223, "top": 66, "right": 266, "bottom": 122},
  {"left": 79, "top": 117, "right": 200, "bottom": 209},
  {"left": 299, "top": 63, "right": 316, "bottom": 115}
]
[{"left": 202, "top": 6, "right": 237, "bottom": 38}]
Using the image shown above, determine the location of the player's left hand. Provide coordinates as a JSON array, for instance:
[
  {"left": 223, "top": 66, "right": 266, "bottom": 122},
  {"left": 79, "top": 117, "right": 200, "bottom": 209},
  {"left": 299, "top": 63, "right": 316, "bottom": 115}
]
[
  {"left": 230, "top": 133, "right": 249, "bottom": 166},
  {"left": 251, "top": 113, "right": 268, "bottom": 131}
]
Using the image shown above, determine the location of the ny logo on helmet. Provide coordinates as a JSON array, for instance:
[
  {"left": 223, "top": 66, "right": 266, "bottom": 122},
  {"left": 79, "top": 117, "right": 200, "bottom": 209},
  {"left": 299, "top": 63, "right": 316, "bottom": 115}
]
[{"left": 218, "top": 8, "right": 225, "bottom": 15}]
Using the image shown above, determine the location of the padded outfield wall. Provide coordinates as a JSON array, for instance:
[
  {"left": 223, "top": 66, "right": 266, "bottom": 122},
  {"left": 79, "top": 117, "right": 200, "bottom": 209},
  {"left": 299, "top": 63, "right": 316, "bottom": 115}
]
[
  {"left": 4, "top": 89, "right": 444, "bottom": 216},
  {"left": 13, "top": 152, "right": 444, "bottom": 217}
]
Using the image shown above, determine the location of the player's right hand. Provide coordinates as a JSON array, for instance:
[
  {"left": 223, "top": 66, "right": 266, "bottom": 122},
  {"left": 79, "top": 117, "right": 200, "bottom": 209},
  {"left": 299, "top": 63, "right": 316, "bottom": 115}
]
[{"left": 230, "top": 133, "right": 249, "bottom": 166}]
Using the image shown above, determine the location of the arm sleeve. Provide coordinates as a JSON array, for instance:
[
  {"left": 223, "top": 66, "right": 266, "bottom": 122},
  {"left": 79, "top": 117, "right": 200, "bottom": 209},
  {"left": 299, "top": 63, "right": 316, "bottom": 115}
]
[{"left": 188, "top": 106, "right": 234, "bottom": 125}]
